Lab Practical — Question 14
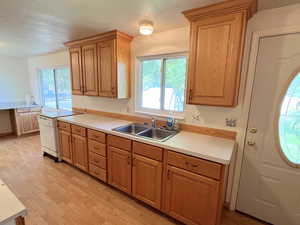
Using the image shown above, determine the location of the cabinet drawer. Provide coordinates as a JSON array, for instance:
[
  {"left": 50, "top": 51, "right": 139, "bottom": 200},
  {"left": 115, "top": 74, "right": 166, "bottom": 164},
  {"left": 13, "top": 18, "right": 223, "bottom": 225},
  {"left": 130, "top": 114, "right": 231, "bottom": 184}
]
[
  {"left": 57, "top": 121, "right": 71, "bottom": 132},
  {"left": 71, "top": 125, "right": 86, "bottom": 137},
  {"left": 133, "top": 142, "right": 163, "bottom": 161},
  {"left": 89, "top": 164, "right": 107, "bottom": 182},
  {"left": 167, "top": 151, "right": 222, "bottom": 180},
  {"left": 87, "top": 129, "right": 106, "bottom": 143},
  {"left": 88, "top": 140, "right": 106, "bottom": 156},
  {"left": 89, "top": 152, "right": 106, "bottom": 169},
  {"left": 107, "top": 135, "right": 131, "bottom": 152}
]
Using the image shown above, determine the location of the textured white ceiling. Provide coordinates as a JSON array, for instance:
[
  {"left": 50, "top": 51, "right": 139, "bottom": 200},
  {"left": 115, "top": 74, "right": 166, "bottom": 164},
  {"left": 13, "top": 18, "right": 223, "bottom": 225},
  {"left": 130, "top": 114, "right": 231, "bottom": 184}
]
[
  {"left": 258, "top": 0, "right": 300, "bottom": 10},
  {"left": 0, "top": 0, "right": 299, "bottom": 57}
]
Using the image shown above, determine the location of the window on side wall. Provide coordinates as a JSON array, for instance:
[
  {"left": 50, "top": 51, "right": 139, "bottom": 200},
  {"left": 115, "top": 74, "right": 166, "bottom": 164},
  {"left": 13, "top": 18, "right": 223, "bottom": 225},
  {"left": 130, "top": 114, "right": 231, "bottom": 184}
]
[
  {"left": 39, "top": 67, "right": 72, "bottom": 110},
  {"left": 136, "top": 53, "right": 187, "bottom": 117}
]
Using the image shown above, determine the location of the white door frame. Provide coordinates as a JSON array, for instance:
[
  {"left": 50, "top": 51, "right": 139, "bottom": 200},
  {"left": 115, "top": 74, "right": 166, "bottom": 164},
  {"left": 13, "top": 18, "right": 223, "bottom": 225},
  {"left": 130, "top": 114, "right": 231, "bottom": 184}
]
[{"left": 230, "top": 24, "right": 300, "bottom": 210}]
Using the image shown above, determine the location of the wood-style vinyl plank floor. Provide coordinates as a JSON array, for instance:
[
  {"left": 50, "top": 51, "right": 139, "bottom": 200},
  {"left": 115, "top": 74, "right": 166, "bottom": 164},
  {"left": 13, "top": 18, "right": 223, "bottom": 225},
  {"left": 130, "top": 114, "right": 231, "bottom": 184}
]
[{"left": 0, "top": 134, "right": 267, "bottom": 225}]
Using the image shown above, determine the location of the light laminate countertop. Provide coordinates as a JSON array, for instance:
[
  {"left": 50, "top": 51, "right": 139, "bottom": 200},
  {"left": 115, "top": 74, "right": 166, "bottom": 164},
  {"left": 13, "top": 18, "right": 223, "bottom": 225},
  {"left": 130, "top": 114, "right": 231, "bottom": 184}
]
[
  {"left": 58, "top": 114, "right": 235, "bottom": 165},
  {"left": 0, "top": 179, "right": 26, "bottom": 225},
  {"left": 0, "top": 102, "right": 40, "bottom": 110}
]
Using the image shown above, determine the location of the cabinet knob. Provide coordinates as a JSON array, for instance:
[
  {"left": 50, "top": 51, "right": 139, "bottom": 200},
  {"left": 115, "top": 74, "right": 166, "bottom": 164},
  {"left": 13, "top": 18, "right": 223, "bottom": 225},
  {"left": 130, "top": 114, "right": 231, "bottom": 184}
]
[
  {"left": 247, "top": 140, "right": 256, "bottom": 146},
  {"left": 249, "top": 128, "right": 258, "bottom": 133}
]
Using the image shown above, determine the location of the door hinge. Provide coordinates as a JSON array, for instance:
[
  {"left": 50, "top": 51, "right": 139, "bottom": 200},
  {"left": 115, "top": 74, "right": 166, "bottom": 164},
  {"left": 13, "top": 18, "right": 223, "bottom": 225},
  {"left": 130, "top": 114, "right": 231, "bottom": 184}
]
[
  {"left": 189, "top": 89, "right": 193, "bottom": 100},
  {"left": 167, "top": 170, "right": 171, "bottom": 180},
  {"left": 127, "top": 156, "right": 131, "bottom": 166}
]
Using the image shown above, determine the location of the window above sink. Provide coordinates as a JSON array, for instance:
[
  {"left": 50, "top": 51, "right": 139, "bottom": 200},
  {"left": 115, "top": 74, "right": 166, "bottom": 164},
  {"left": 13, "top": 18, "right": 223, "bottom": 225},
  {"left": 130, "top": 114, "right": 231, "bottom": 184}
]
[{"left": 135, "top": 52, "right": 187, "bottom": 118}]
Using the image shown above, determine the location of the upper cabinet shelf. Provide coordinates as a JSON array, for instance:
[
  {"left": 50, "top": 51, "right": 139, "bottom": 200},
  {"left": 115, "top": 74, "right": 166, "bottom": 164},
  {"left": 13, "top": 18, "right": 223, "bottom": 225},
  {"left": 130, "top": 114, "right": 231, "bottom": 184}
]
[
  {"left": 183, "top": 0, "right": 257, "bottom": 107},
  {"left": 64, "top": 30, "right": 133, "bottom": 99}
]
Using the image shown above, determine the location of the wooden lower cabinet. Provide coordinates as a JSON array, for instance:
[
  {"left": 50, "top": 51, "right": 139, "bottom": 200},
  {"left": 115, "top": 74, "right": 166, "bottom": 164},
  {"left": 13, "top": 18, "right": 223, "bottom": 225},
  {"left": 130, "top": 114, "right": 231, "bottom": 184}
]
[
  {"left": 107, "top": 146, "right": 132, "bottom": 194},
  {"left": 58, "top": 125, "right": 226, "bottom": 225},
  {"left": 19, "top": 112, "right": 32, "bottom": 133},
  {"left": 58, "top": 129, "right": 73, "bottom": 164},
  {"left": 132, "top": 154, "right": 162, "bottom": 210},
  {"left": 72, "top": 134, "right": 88, "bottom": 172},
  {"left": 19, "top": 112, "right": 40, "bottom": 134},
  {"left": 165, "top": 165, "right": 220, "bottom": 225},
  {"left": 58, "top": 125, "right": 88, "bottom": 172}
]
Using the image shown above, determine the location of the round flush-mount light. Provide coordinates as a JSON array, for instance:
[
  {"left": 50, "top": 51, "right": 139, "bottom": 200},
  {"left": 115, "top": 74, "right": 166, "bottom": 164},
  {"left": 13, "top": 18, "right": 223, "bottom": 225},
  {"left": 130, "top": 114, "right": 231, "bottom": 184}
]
[{"left": 139, "top": 20, "right": 154, "bottom": 35}]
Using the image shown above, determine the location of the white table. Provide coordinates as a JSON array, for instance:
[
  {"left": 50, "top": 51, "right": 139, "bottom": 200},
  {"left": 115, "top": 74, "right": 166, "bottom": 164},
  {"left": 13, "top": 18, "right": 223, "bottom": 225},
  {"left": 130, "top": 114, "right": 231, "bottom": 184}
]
[{"left": 0, "top": 179, "right": 26, "bottom": 225}]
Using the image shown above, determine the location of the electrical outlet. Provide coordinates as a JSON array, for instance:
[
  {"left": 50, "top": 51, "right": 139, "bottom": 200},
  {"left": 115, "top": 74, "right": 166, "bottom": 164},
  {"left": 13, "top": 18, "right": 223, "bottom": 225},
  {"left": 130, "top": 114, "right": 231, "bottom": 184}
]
[
  {"left": 192, "top": 113, "right": 201, "bottom": 121},
  {"left": 226, "top": 118, "right": 237, "bottom": 127}
]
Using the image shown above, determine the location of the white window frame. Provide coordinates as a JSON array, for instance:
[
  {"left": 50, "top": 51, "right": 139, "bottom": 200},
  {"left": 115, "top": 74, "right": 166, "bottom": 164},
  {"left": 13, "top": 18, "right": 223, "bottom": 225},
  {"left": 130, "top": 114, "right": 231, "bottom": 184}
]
[
  {"left": 135, "top": 52, "right": 188, "bottom": 119},
  {"left": 38, "top": 66, "right": 71, "bottom": 110}
]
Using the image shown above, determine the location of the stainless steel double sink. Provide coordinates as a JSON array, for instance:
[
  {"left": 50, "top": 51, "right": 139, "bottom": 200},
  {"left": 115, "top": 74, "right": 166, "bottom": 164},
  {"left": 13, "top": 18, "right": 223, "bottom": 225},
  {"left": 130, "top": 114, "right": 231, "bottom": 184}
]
[{"left": 112, "top": 123, "right": 178, "bottom": 142}]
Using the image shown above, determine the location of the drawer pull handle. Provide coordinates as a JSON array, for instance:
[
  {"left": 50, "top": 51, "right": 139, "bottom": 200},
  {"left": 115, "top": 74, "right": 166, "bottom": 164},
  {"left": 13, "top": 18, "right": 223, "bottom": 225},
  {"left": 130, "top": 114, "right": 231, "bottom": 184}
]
[
  {"left": 93, "top": 135, "right": 99, "bottom": 138},
  {"left": 185, "top": 161, "right": 189, "bottom": 166},
  {"left": 191, "top": 164, "right": 198, "bottom": 168},
  {"left": 94, "top": 147, "right": 99, "bottom": 150}
]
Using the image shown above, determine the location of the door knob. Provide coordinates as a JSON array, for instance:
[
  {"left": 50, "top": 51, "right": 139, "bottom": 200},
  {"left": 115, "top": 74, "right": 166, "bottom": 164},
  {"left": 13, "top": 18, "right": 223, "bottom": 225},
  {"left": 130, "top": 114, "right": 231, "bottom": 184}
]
[
  {"left": 249, "top": 128, "right": 257, "bottom": 133},
  {"left": 247, "top": 140, "right": 256, "bottom": 146}
]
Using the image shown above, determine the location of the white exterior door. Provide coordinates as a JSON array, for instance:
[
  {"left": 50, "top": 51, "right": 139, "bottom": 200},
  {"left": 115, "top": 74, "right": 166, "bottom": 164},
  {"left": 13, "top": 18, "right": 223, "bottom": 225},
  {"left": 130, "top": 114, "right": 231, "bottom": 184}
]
[{"left": 237, "top": 32, "right": 300, "bottom": 225}]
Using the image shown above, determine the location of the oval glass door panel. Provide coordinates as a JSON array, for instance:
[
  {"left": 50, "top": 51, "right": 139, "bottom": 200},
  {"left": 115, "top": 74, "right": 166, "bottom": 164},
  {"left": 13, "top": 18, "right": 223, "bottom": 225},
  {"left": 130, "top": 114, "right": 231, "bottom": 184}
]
[{"left": 279, "top": 72, "right": 300, "bottom": 166}]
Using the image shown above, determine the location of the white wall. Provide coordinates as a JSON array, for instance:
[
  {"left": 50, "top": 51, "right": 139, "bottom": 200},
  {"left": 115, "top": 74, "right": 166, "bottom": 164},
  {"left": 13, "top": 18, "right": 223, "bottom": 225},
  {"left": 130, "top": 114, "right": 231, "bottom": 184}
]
[
  {"left": 0, "top": 55, "right": 31, "bottom": 134},
  {"left": 0, "top": 55, "right": 30, "bottom": 102}
]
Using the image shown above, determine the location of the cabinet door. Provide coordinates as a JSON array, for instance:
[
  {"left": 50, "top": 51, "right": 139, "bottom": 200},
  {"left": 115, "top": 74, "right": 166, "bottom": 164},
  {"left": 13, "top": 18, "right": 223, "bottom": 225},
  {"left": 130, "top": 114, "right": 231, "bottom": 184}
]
[
  {"left": 107, "top": 146, "right": 131, "bottom": 194},
  {"left": 132, "top": 154, "right": 162, "bottom": 209},
  {"left": 82, "top": 44, "right": 98, "bottom": 96},
  {"left": 72, "top": 134, "right": 88, "bottom": 171},
  {"left": 59, "top": 129, "right": 72, "bottom": 164},
  {"left": 97, "top": 40, "right": 117, "bottom": 98},
  {"left": 31, "top": 112, "right": 39, "bottom": 131},
  {"left": 187, "top": 12, "right": 245, "bottom": 107},
  {"left": 69, "top": 47, "right": 83, "bottom": 95},
  {"left": 20, "top": 113, "right": 32, "bottom": 133},
  {"left": 165, "top": 166, "right": 220, "bottom": 225}
]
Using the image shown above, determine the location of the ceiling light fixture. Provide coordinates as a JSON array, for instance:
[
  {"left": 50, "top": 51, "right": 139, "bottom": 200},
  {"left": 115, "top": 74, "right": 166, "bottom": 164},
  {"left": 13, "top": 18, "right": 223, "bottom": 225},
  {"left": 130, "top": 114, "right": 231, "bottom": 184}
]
[{"left": 139, "top": 20, "right": 154, "bottom": 35}]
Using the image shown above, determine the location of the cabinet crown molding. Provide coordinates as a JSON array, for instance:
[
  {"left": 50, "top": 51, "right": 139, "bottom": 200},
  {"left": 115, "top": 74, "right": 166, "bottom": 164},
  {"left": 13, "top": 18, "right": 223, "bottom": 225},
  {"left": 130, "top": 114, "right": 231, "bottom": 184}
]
[
  {"left": 182, "top": 0, "right": 257, "bottom": 21},
  {"left": 64, "top": 30, "right": 133, "bottom": 47}
]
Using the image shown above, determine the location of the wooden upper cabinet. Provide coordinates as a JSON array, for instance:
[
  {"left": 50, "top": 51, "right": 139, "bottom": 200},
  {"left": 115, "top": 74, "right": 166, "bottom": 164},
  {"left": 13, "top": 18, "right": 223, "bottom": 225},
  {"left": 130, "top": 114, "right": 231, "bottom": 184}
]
[
  {"left": 69, "top": 47, "right": 83, "bottom": 95},
  {"left": 165, "top": 165, "right": 220, "bottom": 225},
  {"left": 97, "top": 40, "right": 116, "bottom": 97},
  {"left": 65, "top": 30, "right": 133, "bottom": 98},
  {"left": 183, "top": 0, "right": 257, "bottom": 107},
  {"left": 82, "top": 44, "right": 98, "bottom": 96}
]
